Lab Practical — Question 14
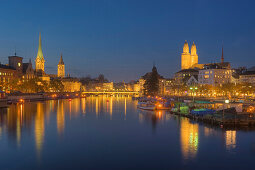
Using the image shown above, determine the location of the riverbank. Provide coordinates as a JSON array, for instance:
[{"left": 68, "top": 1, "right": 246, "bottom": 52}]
[
  {"left": 170, "top": 110, "right": 255, "bottom": 129},
  {"left": 3, "top": 92, "right": 82, "bottom": 105}
]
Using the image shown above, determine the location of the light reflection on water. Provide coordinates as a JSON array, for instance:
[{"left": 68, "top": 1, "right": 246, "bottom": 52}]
[
  {"left": 180, "top": 118, "right": 199, "bottom": 160},
  {"left": 0, "top": 96, "right": 253, "bottom": 169}
]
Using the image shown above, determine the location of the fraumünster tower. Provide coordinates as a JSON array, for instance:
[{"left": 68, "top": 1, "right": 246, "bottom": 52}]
[
  {"left": 35, "top": 33, "right": 45, "bottom": 72},
  {"left": 181, "top": 41, "right": 198, "bottom": 70},
  {"left": 58, "top": 54, "right": 65, "bottom": 78}
]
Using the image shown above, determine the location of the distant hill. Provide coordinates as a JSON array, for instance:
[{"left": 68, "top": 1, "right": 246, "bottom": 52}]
[{"left": 248, "top": 66, "right": 255, "bottom": 71}]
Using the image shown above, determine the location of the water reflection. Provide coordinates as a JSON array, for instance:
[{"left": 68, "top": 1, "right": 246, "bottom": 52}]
[
  {"left": 81, "top": 98, "right": 86, "bottom": 114},
  {"left": 180, "top": 118, "right": 199, "bottom": 160},
  {"left": 0, "top": 96, "right": 252, "bottom": 169},
  {"left": 139, "top": 110, "right": 166, "bottom": 130},
  {"left": 225, "top": 130, "right": 236, "bottom": 150},
  {"left": 35, "top": 102, "right": 45, "bottom": 156},
  {"left": 57, "top": 101, "right": 65, "bottom": 135}
]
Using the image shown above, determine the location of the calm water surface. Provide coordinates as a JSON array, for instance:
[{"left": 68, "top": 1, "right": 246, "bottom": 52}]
[{"left": 0, "top": 96, "right": 255, "bottom": 169}]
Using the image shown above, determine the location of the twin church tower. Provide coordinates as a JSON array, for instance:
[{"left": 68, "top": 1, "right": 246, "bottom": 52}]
[
  {"left": 35, "top": 33, "right": 65, "bottom": 77},
  {"left": 181, "top": 40, "right": 198, "bottom": 70}
]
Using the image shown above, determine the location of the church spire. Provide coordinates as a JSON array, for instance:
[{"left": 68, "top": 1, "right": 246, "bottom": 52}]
[
  {"left": 221, "top": 45, "right": 224, "bottom": 63},
  {"left": 37, "top": 32, "right": 44, "bottom": 59},
  {"left": 58, "top": 53, "right": 65, "bottom": 78},
  {"left": 59, "top": 53, "right": 64, "bottom": 65},
  {"left": 35, "top": 32, "right": 45, "bottom": 72}
]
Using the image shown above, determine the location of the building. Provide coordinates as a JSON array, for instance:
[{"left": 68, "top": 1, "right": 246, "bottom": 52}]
[
  {"left": 35, "top": 33, "right": 45, "bottom": 74},
  {"left": 165, "top": 79, "right": 174, "bottom": 95},
  {"left": 102, "top": 82, "right": 113, "bottom": 91},
  {"left": 22, "top": 59, "right": 35, "bottom": 79},
  {"left": 198, "top": 63, "right": 232, "bottom": 85},
  {"left": 174, "top": 69, "right": 199, "bottom": 85},
  {"left": 127, "top": 81, "right": 140, "bottom": 92},
  {"left": 138, "top": 78, "right": 146, "bottom": 96},
  {"left": 8, "top": 55, "right": 35, "bottom": 79},
  {"left": 239, "top": 71, "right": 255, "bottom": 84},
  {"left": 58, "top": 54, "right": 65, "bottom": 78},
  {"left": 0, "top": 64, "right": 17, "bottom": 91},
  {"left": 181, "top": 41, "right": 198, "bottom": 70},
  {"left": 62, "top": 78, "right": 81, "bottom": 92},
  {"left": 8, "top": 56, "right": 23, "bottom": 76}
]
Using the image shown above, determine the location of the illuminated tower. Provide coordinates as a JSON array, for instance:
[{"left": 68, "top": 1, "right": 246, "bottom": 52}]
[
  {"left": 190, "top": 42, "right": 198, "bottom": 67},
  {"left": 35, "top": 33, "right": 45, "bottom": 72},
  {"left": 58, "top": 54, "right": 65, "bottom": 77},
  {"left": 181, "top": 40, "right": 191, "bottom": 70}
]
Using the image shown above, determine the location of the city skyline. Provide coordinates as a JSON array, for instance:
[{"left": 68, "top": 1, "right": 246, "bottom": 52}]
[{"left": 0, "top": 0, "right": 255, "bottom": 81}]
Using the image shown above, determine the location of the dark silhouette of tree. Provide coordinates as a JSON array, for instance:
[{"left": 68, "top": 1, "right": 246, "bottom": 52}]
[
  {"left": 98, "top": 74, "right": 108, "bottom": 83},
  {"left": 143, "top": 66, "right": 159, "bottom": 96}
]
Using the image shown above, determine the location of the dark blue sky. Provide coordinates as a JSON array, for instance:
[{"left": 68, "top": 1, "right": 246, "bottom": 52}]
[{"left": 0, "top": 0, "right": 255, "bottom": 82}]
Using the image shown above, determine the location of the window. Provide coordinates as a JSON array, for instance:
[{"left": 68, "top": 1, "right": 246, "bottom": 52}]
[
  {"left": 18, "top": 63, "right": 21, "bottom": 67},
  {"left": 204, "top": 75, "right": 209, "bottom": 79}
]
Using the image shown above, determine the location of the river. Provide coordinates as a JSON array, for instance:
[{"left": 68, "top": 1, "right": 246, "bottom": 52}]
[{"left": 0, "top": 96, "right": 254, "bottom": 169}]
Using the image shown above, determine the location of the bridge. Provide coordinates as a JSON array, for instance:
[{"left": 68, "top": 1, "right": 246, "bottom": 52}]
[{"left": 81, "top": 91, "right": 139, "bottom": 95}]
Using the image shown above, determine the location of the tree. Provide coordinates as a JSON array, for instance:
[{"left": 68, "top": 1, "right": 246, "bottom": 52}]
[
  {"left": 50, "top": 79, "right": 64, "bottom": 92},
  {"left": 98, "top": 74, "right": 108, "bottom": 83},
  {"left": 143, "top": 66, "right": 159, "bottom": 96}
]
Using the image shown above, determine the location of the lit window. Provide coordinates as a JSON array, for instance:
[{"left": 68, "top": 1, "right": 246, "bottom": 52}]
[
  {"left": 204, "top": 75, "right": 209, "bottom": 79},
  {"left": 18, "top": 63, "right": 21, "bottom": 67}
]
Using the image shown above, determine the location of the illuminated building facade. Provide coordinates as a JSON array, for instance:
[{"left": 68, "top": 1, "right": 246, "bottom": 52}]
[
  {"left": 181, "top": 41, "right": 198, "bottom": 70},
  {"left": 58, "top": 54, "right": 65, "bottom": 78},
  {"left": 35, "top": 33, "right": 45, "bottom": 73},
  {"left": 198, "top": 63, "right": 232, "bottom": 85},
  {"left": 102, "top": 82, "right": 113, "bottom": 91},
  {"left": 174, "top": 69, "right": 199, "bottom": 85},
  {"left": 239, "top": 71, "right": 255, "bottom": 84},
  {"left": 0, "top": 64, "right": 17, "bottom": 91},
  {"left": 62, "top": 77, "right": 81, "bottom": 92}
]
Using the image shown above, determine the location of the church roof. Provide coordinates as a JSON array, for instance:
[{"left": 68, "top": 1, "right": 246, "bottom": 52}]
[
  {"left": 176, "top": 69, "right": 199, "bottom": 73},
  {"left": 36, "top": 33, "right": 44, "bottom": 60},
  {"left": 203, "top": 62, "right": 230, "bottom": 69},
  {"left": 0, "top": 64, "right": 15, "bottom": 70}
]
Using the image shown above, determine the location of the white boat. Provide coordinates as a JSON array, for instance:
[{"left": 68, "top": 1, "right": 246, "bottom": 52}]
[
  {"left": 137, "top": 102, "right": 156, "bottom": 111},
  {"left": 137, "top": 101, "right": 171, "bottom": 111}
]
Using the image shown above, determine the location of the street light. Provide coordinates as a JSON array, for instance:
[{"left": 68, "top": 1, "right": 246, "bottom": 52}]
[{"left": 190, "top": 86, "right": 198, "bottom": 102}]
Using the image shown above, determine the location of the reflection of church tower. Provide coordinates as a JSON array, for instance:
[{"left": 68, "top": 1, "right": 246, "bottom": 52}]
[
  {"left": 58, "top": 54, "right": 65, "bottom": 78},
  {"left": 35, "top": 33, "right": 45, "bottom": 73},
  {"left": 190, "top": 42, "right": 198, "bottom": 67},
  {"left": 181, "top": 40, "right": 191, "bottom": 70}
]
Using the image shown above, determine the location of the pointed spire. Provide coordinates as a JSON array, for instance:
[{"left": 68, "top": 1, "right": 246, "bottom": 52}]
[
  {"left": 59, "top": 53, "right": 64, "bottom": 65},
  {"left": 221, "top": 45, "right": 224, "bottom": 63},
  {"left": 37, "top": 32, "right": 44, "bottom": 59}
]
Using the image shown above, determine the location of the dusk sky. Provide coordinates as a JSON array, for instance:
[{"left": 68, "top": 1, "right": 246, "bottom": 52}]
[{"left": 0, "top": 0, "right": 255, "bottom": 82}]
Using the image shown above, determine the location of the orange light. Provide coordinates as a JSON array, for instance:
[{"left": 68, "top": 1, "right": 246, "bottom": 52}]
[{"left": 158, "top": 104, "right": 162, "bottom": 108}]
